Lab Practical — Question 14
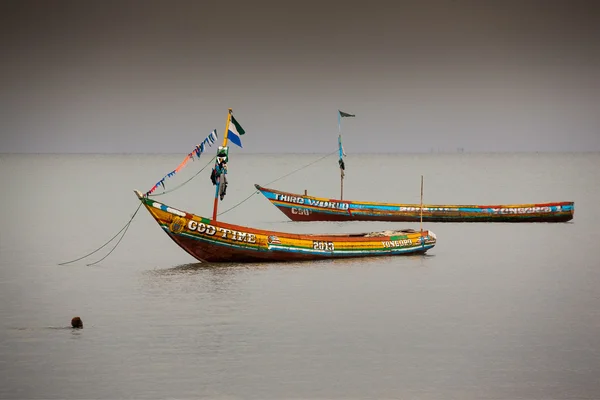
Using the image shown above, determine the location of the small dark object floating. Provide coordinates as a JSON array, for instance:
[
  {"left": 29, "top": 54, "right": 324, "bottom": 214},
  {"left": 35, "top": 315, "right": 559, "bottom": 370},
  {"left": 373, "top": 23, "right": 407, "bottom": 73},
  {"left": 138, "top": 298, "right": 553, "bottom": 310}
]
[{"left": 71, "top": 317, "right": 83, "bottom": 329}]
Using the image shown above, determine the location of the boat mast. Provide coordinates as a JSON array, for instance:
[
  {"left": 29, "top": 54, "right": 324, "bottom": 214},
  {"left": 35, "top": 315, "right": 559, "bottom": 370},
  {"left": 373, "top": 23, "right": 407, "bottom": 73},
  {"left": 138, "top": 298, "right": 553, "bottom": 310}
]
[
  {"left": 338, "top": 151, "right": 343, "bottom": 201},
  {"left": 420, "top": 175, "right": 424, "bottom": 240},
  {"left": 337, "top": 110, "right": 354, "bottom": 201},
  {"left": 338, "top": 113, "right": 344, "bottom": 200},
  {"left": 211, "top": 108, "right": 232, "bottom": 222}
]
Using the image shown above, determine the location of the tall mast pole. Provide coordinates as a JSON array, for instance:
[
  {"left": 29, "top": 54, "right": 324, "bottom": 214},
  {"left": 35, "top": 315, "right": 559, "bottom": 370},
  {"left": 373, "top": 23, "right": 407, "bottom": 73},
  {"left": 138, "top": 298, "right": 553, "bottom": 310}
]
[
  {"left": 420, "top": 175, "right": 424, "bottom": 235},
  {"left": 338, "top": 112, "right": 344, "bottom": 200},
  {"left": 211, "top": 108, "right": 232, "bottom": 223}
]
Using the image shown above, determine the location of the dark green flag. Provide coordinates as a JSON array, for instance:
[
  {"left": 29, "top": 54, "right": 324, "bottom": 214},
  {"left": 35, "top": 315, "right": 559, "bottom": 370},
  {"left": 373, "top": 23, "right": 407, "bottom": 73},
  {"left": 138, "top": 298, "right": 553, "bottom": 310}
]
[{"left": 230, "top": 115, "right": 245, "bottom": 135}]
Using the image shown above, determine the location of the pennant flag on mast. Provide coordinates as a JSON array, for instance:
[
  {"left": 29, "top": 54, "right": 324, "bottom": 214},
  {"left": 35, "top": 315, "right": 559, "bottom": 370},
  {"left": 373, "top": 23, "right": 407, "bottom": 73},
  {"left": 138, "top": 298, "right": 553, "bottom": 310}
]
[
  {"left": 227, "top": 115, "right": 245, "bottom": 148},
  {"left": 146, "top": 129, "right": 218, "bottom": 196},
  {"left": 338, "top": 134, "right": 346, "bottom": 173},
  {"left": 337, "top": 110, "right": 354, "bottom": 174}
]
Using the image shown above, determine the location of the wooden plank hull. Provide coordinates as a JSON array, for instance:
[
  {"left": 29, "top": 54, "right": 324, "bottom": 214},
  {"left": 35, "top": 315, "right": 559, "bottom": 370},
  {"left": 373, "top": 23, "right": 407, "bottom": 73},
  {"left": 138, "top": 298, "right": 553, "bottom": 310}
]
[
  {"left": 255, "top": 185, "right": 575, "bottom": 223},
  {"left": 135, "top": 190, "right": 436, "bottom": 263}
]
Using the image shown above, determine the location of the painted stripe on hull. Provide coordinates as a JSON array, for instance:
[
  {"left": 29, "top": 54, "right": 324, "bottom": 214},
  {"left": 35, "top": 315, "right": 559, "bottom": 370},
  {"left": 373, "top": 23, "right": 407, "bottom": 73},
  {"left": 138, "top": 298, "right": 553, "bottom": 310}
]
[
  {"left": 151, "top": 201, "right": 186, "bottom": 217},
  {"left": 162, "top": 226, "right": 433, "bottom": 262},
  {"left": 266, "top": 242, "right": 434, "bottom": 256},
  {"left": 275, "top": 204, "right": 574, "bottom": 223}
]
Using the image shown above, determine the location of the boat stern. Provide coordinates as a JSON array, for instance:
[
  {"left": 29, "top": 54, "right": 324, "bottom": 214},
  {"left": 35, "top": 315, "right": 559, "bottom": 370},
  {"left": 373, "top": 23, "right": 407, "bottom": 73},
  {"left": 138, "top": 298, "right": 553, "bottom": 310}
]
[{"left": 422, "top": 230, "right": 437, "bottom": 247}]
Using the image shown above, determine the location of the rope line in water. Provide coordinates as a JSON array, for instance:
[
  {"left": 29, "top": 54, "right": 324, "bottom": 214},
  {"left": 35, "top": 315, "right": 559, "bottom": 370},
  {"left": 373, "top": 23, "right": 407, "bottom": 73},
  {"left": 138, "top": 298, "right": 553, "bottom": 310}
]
[
  {"left": 86, "top": 204, "right": 141, "bottom": 266},
  {"left": 58, "top": 202, "right": 142, "bottom": 266},
  {"left": 218, "top": 150, "right": 337, "bottom": 216}
]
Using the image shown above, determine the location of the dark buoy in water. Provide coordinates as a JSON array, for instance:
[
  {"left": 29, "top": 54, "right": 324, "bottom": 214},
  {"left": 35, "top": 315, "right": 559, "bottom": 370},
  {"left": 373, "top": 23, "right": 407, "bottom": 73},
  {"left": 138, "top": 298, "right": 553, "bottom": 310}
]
[{"left": 71, "top": 317, "right": 83, "bottom": 329}]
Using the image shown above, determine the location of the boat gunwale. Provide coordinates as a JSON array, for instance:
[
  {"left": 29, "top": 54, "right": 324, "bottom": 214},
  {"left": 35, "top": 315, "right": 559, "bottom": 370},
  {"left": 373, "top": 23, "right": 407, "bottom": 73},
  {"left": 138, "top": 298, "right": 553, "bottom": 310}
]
[{"left": 135, "top": 190, "right": 436, "bottom": 242}]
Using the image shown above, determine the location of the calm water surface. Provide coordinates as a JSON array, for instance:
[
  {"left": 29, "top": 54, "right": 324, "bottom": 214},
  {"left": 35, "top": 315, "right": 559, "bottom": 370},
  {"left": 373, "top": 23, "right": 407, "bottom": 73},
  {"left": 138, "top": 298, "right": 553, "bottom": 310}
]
[{"left": 1, "top": 152, "right": 599, "bottom": 399}]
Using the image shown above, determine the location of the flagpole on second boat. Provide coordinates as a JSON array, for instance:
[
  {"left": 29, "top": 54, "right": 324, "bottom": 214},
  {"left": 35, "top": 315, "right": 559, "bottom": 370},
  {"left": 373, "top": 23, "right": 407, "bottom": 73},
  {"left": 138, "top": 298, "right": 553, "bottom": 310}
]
[
  {"left": 337, "top": 110, "right": 354, "bottom": 201},
  {"left": 420, "top": 175, "right": 424, "bottom": 244},
  {"left": 212, "top": 108, "right": 232, "bottom": 223},
  {"left": 338, "top": 112, "right": 344, "bottom": 200}
]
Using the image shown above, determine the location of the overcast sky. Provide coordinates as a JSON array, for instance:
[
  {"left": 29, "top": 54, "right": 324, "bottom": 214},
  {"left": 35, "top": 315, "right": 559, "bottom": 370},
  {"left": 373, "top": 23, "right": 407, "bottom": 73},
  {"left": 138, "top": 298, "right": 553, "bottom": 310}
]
[{"left": 1, "top": 0, "right": 599, "bottom": 153}]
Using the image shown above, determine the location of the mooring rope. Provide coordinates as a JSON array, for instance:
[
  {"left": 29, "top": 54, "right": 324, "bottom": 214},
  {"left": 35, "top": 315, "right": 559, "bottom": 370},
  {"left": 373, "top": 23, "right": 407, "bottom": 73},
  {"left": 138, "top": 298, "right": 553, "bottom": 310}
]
[
  {"left": 263, "top": 150, "right": 338, "bottom": 187},
  {"left": 85, "top": 203, "right": 141, "bottom": 266},
  {"left": 218, "top": 149, "right": 337, "bottom": 216},
  {"left": 58, "top": 202, "right": 143, "bottom": 266}
]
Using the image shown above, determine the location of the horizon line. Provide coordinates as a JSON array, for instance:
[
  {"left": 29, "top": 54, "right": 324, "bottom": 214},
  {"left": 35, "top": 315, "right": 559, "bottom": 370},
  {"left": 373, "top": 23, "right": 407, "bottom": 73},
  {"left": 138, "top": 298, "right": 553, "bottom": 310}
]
[{"left": 2, "top": 150, "right": 600, "bottom": 156}]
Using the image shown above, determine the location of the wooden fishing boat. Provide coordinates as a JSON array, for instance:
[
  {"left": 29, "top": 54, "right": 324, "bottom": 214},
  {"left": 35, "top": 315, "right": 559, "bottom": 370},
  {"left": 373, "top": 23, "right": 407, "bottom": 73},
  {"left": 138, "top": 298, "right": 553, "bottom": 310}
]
[
  {"left": 136, "top": 109, "right": 436, "bottom": 263},
  {"left": 255, "top": 110, "right": 574, "bottom": 224},
  {"left": 134, "top": 190, "right": 436, "bottom": 262},
  {"left": 255, "top": 184, "right": 575, "bottom": 223}
]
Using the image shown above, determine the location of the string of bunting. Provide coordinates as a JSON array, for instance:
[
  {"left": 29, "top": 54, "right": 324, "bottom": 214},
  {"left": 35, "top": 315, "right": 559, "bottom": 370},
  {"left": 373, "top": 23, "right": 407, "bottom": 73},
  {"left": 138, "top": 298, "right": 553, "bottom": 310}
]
[{"left": 146, "top": 129, "right": 218, "bottom": 196}]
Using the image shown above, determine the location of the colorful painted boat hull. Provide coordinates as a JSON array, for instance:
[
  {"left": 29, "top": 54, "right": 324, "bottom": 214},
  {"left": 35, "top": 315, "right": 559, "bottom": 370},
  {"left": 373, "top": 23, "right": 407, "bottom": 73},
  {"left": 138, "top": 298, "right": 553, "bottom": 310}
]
[
  {"left": 255, "top": 185, "right": 574, "bottom": 223},
  {"left": 135, "top": 190, "right": 436, "bottom": 263}
]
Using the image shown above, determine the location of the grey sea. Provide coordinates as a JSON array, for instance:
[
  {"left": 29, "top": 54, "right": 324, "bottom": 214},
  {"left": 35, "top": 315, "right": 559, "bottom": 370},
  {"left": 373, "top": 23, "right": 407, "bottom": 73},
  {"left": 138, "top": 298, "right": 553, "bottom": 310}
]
[{"left": 1, "top": 152, "right": 599, "bottom": 400}]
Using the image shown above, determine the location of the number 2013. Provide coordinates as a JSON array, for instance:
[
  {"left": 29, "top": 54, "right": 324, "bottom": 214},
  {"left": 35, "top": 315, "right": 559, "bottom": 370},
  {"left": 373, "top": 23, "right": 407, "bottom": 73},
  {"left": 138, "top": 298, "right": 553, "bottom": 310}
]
[{"left": 313, "top": 241, "right": 335, "bottom": 251}]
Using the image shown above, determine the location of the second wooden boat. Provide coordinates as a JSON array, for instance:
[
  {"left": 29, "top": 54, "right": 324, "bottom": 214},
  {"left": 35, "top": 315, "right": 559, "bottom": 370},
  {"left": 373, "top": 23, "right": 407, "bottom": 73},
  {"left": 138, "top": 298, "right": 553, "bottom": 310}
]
[
  {"left": 255, "top": 184, "right": 574, "bottom": 223},
  {"left": 255, "top": 110, "right": 574, "bottom": 224}
]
